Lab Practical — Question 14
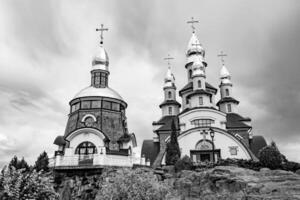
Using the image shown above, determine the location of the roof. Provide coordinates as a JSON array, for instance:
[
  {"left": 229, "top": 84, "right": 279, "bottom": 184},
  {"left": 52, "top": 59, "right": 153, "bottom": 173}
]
[
  {"left": 53, "top": 135, "right": 66, "bottom": 146},
  {"left": 226, "top": 113, "right": 252, "bottom": 129},
  {"left": 159, "top": 100, "right": 181, "bottom": 108},
  {"left": 73, "top": 86, "right": 124, "bottom": 100},
  {"left": 186, "top": 89, "right": 212, "bottom": 99},
  {"left": 217, "top": 97, "right": 239, "bottom": 106},
  {"left": 141, "top": 140, "right": 160, "bottom": 165},
  {"left": 179, "top": 82, "right": 217, "bottom": 96},
  {"left": 251, "top": 135, "right": 267, "bottom": 157},
  {"left": 153, "top": 115, "right": 179, "bottom": 132}
]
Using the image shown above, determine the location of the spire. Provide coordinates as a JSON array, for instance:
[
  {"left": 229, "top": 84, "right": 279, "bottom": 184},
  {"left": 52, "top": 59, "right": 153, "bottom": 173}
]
[
  {"left": 163, "top": 54, "right": 175, "bottom": 88},
  {"left": 96, "top": 24, "right": 109, "bottom": 45},
  {"left": 218, "top": 51, "right": 231, "bottom": 84},
  {"left": 187, "top": 17, "right": 199, "bottom": 33}
]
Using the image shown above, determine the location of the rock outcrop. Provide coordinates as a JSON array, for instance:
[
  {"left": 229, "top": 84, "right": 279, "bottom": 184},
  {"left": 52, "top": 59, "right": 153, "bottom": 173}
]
[{"left": 170, "top": 166, "right": 300, "bottom": 200}]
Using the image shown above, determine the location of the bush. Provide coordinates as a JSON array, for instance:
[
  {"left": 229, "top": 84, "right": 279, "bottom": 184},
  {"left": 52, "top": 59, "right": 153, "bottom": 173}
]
[
  {"left": 174, "top": 155, "right": 193, "bottom": 172},
  {"left": 96, "top": 168, "right": 174, "bottom": 200},
  {"left": 0, "top": 166, "right": 58, "bottom": 200},
  {"left": 216, "top": 159, "right": 263, "bottom": 171},
  {"left": 281, "top": 161, "right": 300, "bottom": 172},
  {"left": 258, "top": 146, "right": 283, "bottom": 169}
]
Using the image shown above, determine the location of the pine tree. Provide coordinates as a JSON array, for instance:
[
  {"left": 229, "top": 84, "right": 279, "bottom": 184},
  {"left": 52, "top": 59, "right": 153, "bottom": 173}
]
[
  {"left": 165, "top": 120, "right": 181, "bottom": 165},
  {"left": 34, "top": 151, "right": 49, "bottom": 172},
  {"left": 8, "top": 156, "right": 30, "bottom": 172},
  {"left": 8, "top": 156, "right": 18, "bottom": 170}
]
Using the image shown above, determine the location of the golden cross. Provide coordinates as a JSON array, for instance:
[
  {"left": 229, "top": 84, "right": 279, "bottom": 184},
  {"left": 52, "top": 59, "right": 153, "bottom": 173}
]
[
  {"left": 187, "top": 17, "right": 199, "bottom": 33},
  {"left": 163, "top": 54, "right": 174, "bottom": 68},
  {"left": 96, "top": 24, "right": 109, "bottom": 45},
  {"left": 217, "top": 51, "right": 228, "bottom": 65}
]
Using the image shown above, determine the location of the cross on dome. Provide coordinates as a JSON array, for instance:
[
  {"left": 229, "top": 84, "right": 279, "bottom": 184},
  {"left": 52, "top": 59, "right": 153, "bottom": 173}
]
[
  {"left": 217, "top": 51, "right": 228, "bottom": 65},
  {"left": 96, "top": 24, "right": 109, "bottom": 45},
  {"left": 163, "top": 54, "right": 174, "bottom": 69},
  {"left": 187, "top": 17, "right": 199, "bottom": 33}
]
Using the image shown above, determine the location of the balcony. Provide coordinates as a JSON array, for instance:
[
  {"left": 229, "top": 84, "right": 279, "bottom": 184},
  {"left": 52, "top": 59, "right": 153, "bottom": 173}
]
[{"left": 52, "top": 154, "right": 138, "bottom": 169}]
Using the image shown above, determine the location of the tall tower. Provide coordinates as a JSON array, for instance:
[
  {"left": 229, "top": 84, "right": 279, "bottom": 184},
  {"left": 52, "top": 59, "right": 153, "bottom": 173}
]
[
  {"left": 217, "top": 64, "right": 240, "bottom": 113},
  {"left": 159, "top": 62, "right": 181, "bottom": 116}
]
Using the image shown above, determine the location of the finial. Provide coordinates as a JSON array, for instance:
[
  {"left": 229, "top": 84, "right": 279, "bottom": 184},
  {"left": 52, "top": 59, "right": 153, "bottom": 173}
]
[
  {"left": 187, "top": 17, "right": 199, "bottom": 33},
  {"left": 163, "top": 54, "right": 174, "bottom": 69},
  {"left": 96, "top": 24, "right": 109, "bottom": 45},
  {"left": 217, "top": 51, "right": 228, "bottom": 65}
]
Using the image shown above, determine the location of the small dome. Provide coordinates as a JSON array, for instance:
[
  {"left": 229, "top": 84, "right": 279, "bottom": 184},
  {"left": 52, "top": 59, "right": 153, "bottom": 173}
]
[
  {"left": 73, "top": 86, "right": 123, "bottom": 100},
  {"left": 54, "top": 135, "right": 66, "bottom": 146},
  {"left": 186, "top": 33, "right": 205, "bottom": 56},
  {"left": 92, "top": 46, "right": 109, "bottom": 68},
  {"left": 220, "top": 65, "right": 230, "bottom": 78},
  {"left": 192, "top": 57, "right": 205, "bottom": 76},
  {"left": 164, "top": 68, "right": 175, "bottom": 88}
]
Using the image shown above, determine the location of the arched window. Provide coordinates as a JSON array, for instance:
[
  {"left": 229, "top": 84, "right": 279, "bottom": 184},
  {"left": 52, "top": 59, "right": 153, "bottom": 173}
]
[
  {"left": 189, "top": 69, "right": 192, "bottom": 79},
  {"left": 75, "top": 141, "right": 97, "bottom": 155},
  {"left": 168, "top": 91, "right": 172, "bottom": 99},
  {"left": 225, "top": 88, "right": 229, "bottom": 96},
  {"left": 227, "top": 104, "right": 232, "bottom": 113},
  {"left": 198, "top": 80, "right": 201, "bottom": 88},
  {"left": 168, "top": 107, "right": 172, "bottom": 115}
]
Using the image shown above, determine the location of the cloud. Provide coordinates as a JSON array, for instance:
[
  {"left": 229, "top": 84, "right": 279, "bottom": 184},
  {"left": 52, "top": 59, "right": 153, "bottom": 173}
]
[{"left": 0, "top": 0, "right": 300, "bottom": 167}]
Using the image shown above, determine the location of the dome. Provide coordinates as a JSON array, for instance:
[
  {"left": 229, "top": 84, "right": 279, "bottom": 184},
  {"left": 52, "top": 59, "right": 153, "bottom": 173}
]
[
  {"left": 220, "top": 65, "right": 230, "bottom": 78},
  {"left": 54, "top": 135, "right": 66, "bottom": 146},
  {"left": 74, "top": 86, "right": 123, "bottom": 100},
  {"left": 186, "top": 33, "right": 205, "bottom": 55},
  {"left": 92, "top": 46, "right": 109, "bottom": 68}
]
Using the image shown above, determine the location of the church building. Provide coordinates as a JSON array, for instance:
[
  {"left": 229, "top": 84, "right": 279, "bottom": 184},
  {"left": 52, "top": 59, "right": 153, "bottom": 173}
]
[
  {"left": 52, "top": 25, "right": 137, "bottom": 170},
  {"left": 141, "top": 24, "right": 267, "bottom": 168}
]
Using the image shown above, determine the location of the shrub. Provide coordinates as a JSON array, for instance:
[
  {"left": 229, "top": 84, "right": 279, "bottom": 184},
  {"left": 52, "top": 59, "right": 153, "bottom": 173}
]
[
  {"left": 174, "top": 155, "right": 193, "bottom": 172},
  {"left": 96, "top": 168, "right": 174, "bottom": 200},
  {"left": 258, "top": 146, "right": 283, "bottom": 169},
  {"left": 281, "top": 161, "right": 300, "bottom": 172},
  {"left": 216, "top": 159, "right": 263, "bottom": 171}
]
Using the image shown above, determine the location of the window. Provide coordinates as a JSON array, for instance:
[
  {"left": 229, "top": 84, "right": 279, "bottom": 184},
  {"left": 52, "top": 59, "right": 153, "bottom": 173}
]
[
  {"left": 102, "top": 101, "right": 111, "bottom": 109},
  {"left": 112, "top": 102, "right": 120, "bottom": 111},
  {"left": 191, "top": 119, "right": 214, "bottom": 127},
  {"left": 186, "top": 98, "right": 190, "bottom": 105},
  {"left": 91, "top": 100, "right": 101, "bottom": 108},
  {"left": 81, "top": 101, "right": 91, "bottom": 109},
  {"left": 199, "top": 97, "right": 203, "bottom": 105},
  {"left": 209, "top": 96, "right": 212, "bottom": 103},
  {"left": 71, "top": 102, "right": 80, "bottom": 112},
  {"left": 189, "top": 69, "right": 192, "bottom": 79},
  {"left": 168, "top": 107, "right": 172, "bottom": 115},
  {"left": 168, "top": 91, "right": 172, "bottom": 99},
  {"left": 198, "top": 80, "right": 201, "bottom": 88},
  {"left": 75, "top": 141, "right": 97, "bottom": 155},
  {"left": 195, "top": 140, "right": 213, "bottom": 150},
  {"left": 227, "top": 104, "right": 232, "bottom": 112},
  {"left": 225, "top": 88, "right": 229, "bottom": 96}
]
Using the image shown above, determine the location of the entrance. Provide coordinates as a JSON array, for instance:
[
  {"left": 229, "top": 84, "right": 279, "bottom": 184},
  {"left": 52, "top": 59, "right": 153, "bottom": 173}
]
[{"left": 191, "top": 149, "right": 221, "bottom": 163}]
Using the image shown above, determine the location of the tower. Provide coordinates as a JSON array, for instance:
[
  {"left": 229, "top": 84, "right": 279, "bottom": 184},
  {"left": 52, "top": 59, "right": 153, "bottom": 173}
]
[
  {"left": 159, "top": 56, "right": 181, "bottom": 116},
  {"left": 217, "top": 63, "right": 240, "bottom": 113}
]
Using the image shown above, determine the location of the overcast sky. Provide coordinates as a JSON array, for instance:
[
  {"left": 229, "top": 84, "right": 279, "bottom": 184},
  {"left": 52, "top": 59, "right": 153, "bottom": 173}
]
[{"left": 0, "top": 0, "right": 299, "bottom": 166}]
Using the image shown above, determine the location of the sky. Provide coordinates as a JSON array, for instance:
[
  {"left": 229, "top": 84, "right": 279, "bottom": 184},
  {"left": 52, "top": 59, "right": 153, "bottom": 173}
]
[{"left": 0, "top": 0, "right": 300, "bottom": 166}]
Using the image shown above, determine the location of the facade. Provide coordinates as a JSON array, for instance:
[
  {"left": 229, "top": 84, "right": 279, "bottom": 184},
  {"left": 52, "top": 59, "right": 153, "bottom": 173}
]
[
  {"left": 53, "top": 35, "right": 138, "bottom": 170},
  {"left": 142, "top": 31, "right": 267, "bottom": 167}
]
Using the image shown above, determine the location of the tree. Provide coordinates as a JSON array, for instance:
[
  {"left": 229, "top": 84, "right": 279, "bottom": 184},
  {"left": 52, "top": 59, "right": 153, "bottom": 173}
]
[
  {"left": 8, "top": 156, "right": 30, "bottom": 172},
  {"left": 165, "top": 120, "right": 181, "bottom": 165},
  {"left": 258, "top": 145, "right": 283, "bottom": 169},
  {"left": 34, "top": 151, "right": 49, "bottom": 172}
]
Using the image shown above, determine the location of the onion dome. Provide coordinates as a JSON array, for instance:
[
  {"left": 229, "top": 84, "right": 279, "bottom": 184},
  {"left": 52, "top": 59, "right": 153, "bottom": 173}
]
[
  {"left": 164, "top": 67, "right": 175, "bottom": 88},
  {"left": 91, "top": 45, "right": 109, "bottom": 71},
  {"left": 220, "top": 65, "right": 232, "bottom": 84},
  {"left": 74, "top": 86, "right": 123, "bottom": 100},
  {"left": 186, "top": 33, "right": 205, "bottom": 56},
  {"left": 192, "top": 56, "right": 205, "bottom": 77}
]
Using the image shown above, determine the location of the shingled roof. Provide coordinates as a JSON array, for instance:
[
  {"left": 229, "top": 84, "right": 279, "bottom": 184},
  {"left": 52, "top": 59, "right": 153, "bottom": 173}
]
[
  {"left": 250, "top": 135, "right": 267, "bottom": 157},
  {"left": 141, "top": 140, "right": 160, "bottom": 165},
  {"left": 179, "top": 82, "right": 217, "bottom": 96},
  {"left": 153, "top": 115, "right": 179, "bottom": 132},
  {"left": 217, "top": 97, "right": 240, "bottom": 106},
  {"left": 159, "top": 100, "right": 181, "bottom": 108},
  {"left": 226, "top": 113, "right": 252, "bottom": 129}
]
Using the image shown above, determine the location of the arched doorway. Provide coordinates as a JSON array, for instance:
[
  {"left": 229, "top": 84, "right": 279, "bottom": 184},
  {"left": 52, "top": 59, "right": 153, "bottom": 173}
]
[
  {"left": 190, "top": 139, "right": 220, "bottom": 163},
  {"left": 75, "top": 141, "right": 97, "bottom": 165}
]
